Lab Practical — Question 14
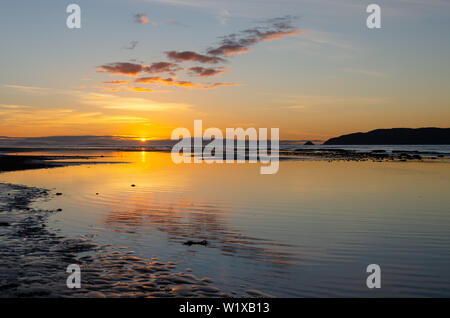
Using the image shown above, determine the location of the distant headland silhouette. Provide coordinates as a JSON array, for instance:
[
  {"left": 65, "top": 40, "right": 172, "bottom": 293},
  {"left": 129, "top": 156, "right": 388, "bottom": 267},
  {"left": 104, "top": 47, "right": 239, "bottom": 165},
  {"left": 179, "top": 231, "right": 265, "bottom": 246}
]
[{"left": 324, "top": 128, "right": 450, "bottom": 145}]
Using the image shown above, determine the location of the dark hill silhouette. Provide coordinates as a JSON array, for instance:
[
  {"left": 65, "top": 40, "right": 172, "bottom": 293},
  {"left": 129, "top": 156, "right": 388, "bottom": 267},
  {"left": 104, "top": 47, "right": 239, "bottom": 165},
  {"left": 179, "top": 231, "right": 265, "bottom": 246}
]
[{"left": 324, "top": 128, "right": 450, "bottom": 145}]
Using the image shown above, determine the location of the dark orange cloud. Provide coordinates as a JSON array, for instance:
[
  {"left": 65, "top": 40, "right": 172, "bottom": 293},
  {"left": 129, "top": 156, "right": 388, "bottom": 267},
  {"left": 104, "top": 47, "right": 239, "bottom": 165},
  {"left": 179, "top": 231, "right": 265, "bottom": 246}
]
[
  {"left": 135, "top": 76, "right": 197, "bottom": 88},
  {"left": 165, "top": 51, "right": 224, "bottom": 64},
  {"left": 97, "top": 62, "right": 144, "bottom": 76},
  {"left": 98, "top": 62, "right": 182, "bottom": 77},
  {"left": 135, "top": 76, "right": 176, "bottom": 85},
  {"left": 188, "top": 66, "right": 229, "bottom": 77},
  {"left": 144, "top": 62, "right": 181, "bottom": 74},
  {"left": 207, "top": 45, "right": 250, "bottom": 57},
  {"left": 259, "top": 30, "right": 302, "bottom": 42},
  {"left": 207, "top": 15, "right": 301, "bottom": 57},
  {"left": 96, "top": 16, "right": 298, "bottom": 92}
]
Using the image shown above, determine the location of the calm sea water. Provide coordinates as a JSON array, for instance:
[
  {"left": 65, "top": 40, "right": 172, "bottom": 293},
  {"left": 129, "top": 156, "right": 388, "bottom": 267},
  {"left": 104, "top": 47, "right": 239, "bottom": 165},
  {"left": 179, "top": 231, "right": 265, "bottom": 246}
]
[{"left": 1, "top": 150, "right": 450, "bottom": 297}]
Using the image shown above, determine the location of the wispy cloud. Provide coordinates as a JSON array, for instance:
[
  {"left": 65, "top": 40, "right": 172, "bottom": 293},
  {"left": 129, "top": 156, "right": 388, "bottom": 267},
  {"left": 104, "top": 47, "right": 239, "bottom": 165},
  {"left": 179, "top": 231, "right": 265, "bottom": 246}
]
[
  {"left": 124, "top": 40, "right": 139, "bottom": 50},
  {"left": 4, "top": 84, "right": 51, "bottom": 94},
  {"left": 280, "top": 94, "right": 386, "bottom": 110},
  {"left": 96, "top": 15, "right": 300, "bottom": 91},
  {"left": 80, "top": 93, "right": 191, "bottom": 111},
  {"left": 299, "top": 30, "right": 357, "bottom": 51},
  {"left": 127, "top": 87, "right": 155, "bottom": 93},
  {"left": 134, "top": 13, "right": 150, "bottom": 24},
  {"left": 97, "top": 62, "right": 145, "bottom": 76},
  {"left": 0, "top": 106, "right": 151, "bottom": 128},
  {"left": 187, "top": 66, "right": 229, "bottom": 77},
  {"left": 165, "top": 51, "right": 225, "bottom": 64},
  {"left": 145, "top": 62, "right": 181, "bottom": 74},
  {"left": 0, "top": 103, "right": 32, "bottom": 109},
  {"left": 218, "top": 9, "right": 231, "bottom": 25},
  {"left": 167, "top": 19, "right": 189, "bottom": 27},
  {"left": 97, "top": 62, "right": 182, "bottom": 77},
  {"left": 207, "top": 15, "right": 301, "bottom": 57},
  {"left": 102, "top": 80, "right": 132, "bottom": 85},
  {"left": 135, "top": 76, "right": 183, "bottom": 85},
  {"left": 2, "top": 85, "right": 190, "bottom": 112},
  {"left": 134, "top": 76, "right": 237, "bottom": 89}
]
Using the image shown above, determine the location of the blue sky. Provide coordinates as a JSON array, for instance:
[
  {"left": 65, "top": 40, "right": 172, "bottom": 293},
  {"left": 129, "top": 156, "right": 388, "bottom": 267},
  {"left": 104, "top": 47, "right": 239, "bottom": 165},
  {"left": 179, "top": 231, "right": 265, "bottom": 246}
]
[{"left": 0, "top": 0, "right": 449, "bottom": 139}]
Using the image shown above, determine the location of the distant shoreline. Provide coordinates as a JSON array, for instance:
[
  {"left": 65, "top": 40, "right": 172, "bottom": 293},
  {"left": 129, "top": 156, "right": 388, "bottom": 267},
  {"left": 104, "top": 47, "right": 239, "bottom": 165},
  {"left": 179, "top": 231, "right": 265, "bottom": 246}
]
[
  {"left": 324, "top": 128, "right": 450, "bottom": 145},
  {"left": 0, "top": 154, "right": 125, "bottom": 173},
  {"left": 1, "top": 146, "right": 449, "bottom": 174}
]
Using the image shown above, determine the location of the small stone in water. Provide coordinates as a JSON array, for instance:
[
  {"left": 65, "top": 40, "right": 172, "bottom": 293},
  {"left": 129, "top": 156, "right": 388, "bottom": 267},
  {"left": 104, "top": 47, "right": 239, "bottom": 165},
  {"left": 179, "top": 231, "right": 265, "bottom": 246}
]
[{"left": 183, "top": 240, "right": 208, "bottom": 246}]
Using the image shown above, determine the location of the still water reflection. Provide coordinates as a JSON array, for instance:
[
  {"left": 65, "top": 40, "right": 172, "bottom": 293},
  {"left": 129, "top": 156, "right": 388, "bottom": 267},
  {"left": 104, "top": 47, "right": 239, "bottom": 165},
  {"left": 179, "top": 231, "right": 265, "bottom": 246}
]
[{"left": 1, "top": 151, "right": 449, "bottom": 297}]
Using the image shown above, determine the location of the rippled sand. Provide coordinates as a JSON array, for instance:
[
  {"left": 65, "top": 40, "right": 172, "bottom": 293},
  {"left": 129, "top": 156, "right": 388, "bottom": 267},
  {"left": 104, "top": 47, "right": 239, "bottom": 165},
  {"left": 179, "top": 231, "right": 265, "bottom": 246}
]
[
  {"left": 2, "top": 151, "right": 450, "bottom": 297},
  {"left": 0, "top": 183, "right": 272, "bottom": 298}
]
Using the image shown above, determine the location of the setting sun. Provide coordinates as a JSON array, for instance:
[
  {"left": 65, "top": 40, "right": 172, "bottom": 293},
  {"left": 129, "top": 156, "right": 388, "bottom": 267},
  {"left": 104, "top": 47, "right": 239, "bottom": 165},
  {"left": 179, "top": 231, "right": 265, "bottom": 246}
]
[{"left": 1, "top": 0, "right": 450, "bottom": 302}]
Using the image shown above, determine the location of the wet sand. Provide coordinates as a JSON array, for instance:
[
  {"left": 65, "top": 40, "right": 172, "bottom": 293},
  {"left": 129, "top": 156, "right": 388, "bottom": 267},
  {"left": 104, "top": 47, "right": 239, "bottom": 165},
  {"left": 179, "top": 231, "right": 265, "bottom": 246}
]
[
  {"left": 0, "top": 182, "right": 244, "bottom": 297},
  {"left": 0, "top": 155, "right": 274, "bottom": 298},
  {"left": 1, "top": 150, "right": 448, "bottom": 297},
  {"left": 0, "top": 155, "right": 271, "bottom": 298}
]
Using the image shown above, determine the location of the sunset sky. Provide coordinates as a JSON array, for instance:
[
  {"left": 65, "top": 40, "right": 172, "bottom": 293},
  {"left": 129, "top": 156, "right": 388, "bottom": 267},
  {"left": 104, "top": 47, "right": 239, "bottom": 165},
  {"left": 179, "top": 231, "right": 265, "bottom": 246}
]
[{"left": 0, "top": 0, "right": 449, "bottom": 140}]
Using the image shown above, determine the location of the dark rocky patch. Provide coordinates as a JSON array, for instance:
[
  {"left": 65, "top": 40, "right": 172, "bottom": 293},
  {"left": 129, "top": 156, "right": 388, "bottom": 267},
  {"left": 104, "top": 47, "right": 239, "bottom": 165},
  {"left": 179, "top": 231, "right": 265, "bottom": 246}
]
[
  {"left": 183, "top": 240, "right": 209, "bottom": 246},
  {"left": 0, "top": 154, "right": 124, "bottom": 173},
  {"left": 324, "top": 127, "right": 450, "bottom": 145}
]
